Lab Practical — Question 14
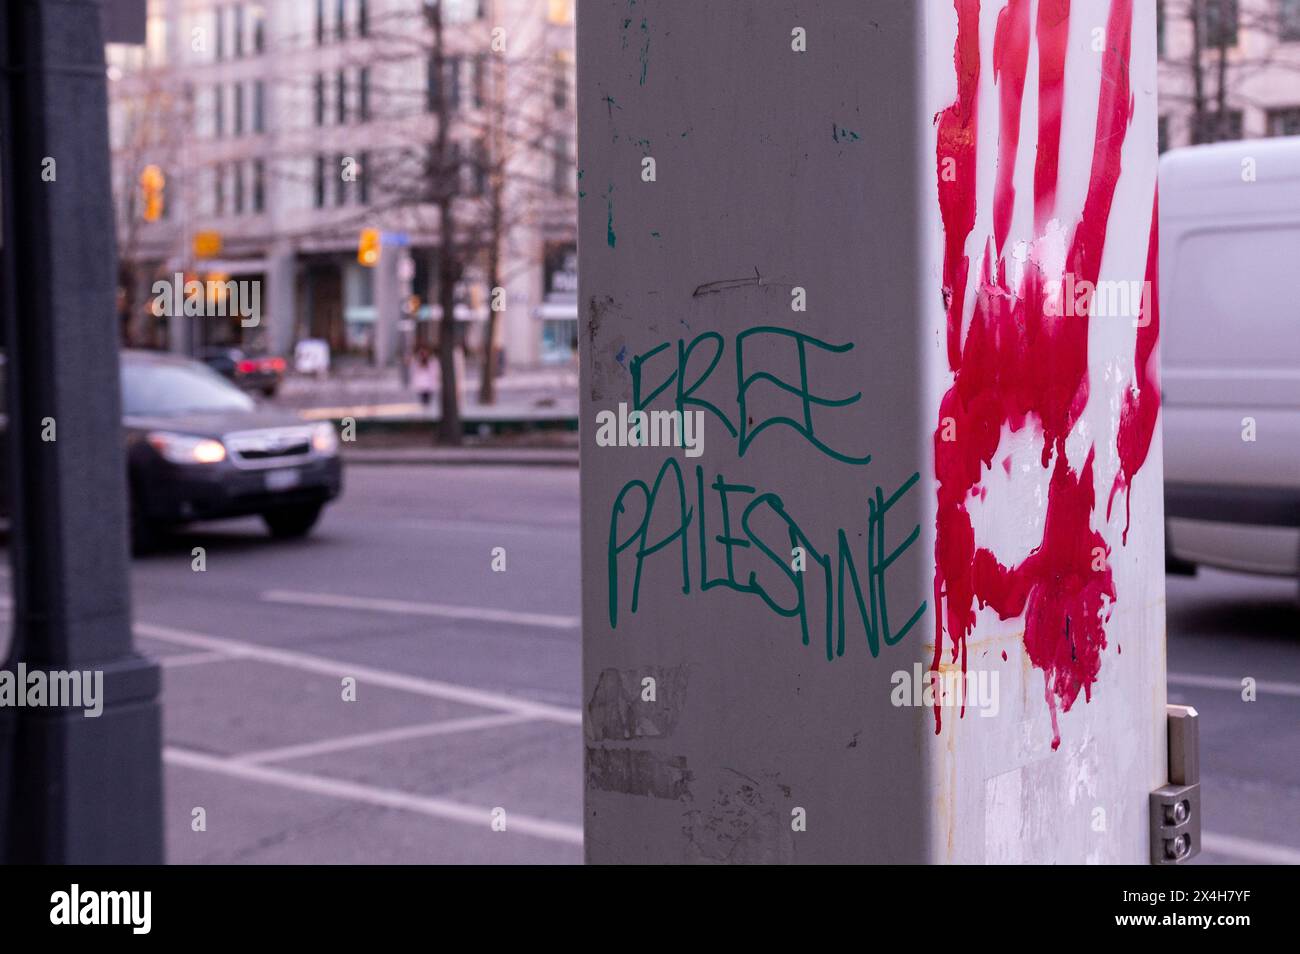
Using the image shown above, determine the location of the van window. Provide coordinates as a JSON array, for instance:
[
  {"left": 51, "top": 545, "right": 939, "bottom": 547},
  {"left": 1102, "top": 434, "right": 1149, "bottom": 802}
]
[{"left": 1166, "top": 226, "right": 1300, "bottom": 370}]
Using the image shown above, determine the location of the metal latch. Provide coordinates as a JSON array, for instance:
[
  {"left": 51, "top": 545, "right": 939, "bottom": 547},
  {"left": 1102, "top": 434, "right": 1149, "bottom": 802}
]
[{"left": 1150, "top": 704, "right": 1200, "bottom": 864}]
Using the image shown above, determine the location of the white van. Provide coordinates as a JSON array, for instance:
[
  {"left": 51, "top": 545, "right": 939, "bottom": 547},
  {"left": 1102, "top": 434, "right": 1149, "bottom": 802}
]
[{"left": 1162, "top": 136, "right": 1300, "bottom": 578}]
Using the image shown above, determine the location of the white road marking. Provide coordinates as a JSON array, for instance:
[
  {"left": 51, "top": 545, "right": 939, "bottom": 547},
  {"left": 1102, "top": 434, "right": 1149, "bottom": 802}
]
[
  {"left": 234, "top": 712, "right": 534, "bottom": 765},
  {"left": 135, "top": 621, "right": 582, "bottom": 725},
  {"left": 1168, "top": 671, "right": 1300, "bottom": 698},
  {"left": 164, "top": 746, "right": 583, "bottom": 846},
  {"left": 1202, "top": 831, "right": 1300, "bottom": 865},
  {"left": 409, "top": 518, "right": 580, "bottom": 537},
  {"left": 261, "top": 589, "right": 580, "bottom": 630},
  {"left": 155, "top": 650, "right": 237, "bottom": 669}
]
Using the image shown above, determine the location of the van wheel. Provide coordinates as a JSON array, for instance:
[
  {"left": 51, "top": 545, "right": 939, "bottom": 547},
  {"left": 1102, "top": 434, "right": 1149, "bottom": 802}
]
[{"left": 262, "top": 504, "right": 322, "bottom": 539}]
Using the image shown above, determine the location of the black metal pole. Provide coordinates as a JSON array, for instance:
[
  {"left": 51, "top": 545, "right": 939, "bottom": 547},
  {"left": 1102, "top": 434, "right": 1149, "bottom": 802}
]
[{"left": 0, "top": 0, "right": 163, "bottom": 863}]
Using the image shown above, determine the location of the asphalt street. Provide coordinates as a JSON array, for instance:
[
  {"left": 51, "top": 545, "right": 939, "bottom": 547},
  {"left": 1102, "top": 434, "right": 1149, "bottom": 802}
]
[
  {"left": 5, "top": 463, "right": 1296, "bottom": 864},
  {"left": 133, "top": 464, "right": 583, "bottom": 864}
]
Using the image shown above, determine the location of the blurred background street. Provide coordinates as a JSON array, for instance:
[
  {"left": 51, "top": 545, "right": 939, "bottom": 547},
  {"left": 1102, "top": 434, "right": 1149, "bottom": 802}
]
[
  {"left": 0, "top": 0, "right": 1296, "bottom": 867},
  {"left": 8, "top": 460, "right": 1290, "bottom": 864}
]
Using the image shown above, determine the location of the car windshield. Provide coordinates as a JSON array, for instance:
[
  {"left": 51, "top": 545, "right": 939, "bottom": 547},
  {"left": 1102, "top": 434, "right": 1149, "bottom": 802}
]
[{"left": 121, "top": 359, "right": 256, "bottom": 416}]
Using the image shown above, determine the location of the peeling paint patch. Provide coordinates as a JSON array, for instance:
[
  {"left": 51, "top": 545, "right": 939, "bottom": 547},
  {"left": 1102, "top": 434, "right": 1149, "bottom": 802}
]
[
  {"left": 586, "top": 295, "right": 622, "bottom": 401},
  {"left": 682, "top": 769, "right": 794, "bottom": 863},
  {"left": 586, "top": 747, "right": 692, "bottom": 800},
  {"left": 586, "top": 664, "right": 687, "bottom": 741}
]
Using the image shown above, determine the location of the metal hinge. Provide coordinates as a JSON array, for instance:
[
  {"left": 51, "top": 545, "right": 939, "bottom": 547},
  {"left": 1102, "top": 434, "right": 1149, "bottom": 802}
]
[{"left": 1150, "top": 704, "right": 1201, "bottom": 864}]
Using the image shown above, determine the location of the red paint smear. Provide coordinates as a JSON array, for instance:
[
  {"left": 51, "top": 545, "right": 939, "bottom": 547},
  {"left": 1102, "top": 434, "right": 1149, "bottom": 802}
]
[
  {"left": 993, "top": 0, "right": 1031, "bottom": 254},
  {"left": 936, "top": 0, "right": 983, "bottom": 373},
  {"left": 932, "top": 0, "right": 1138, "bottom": 747},
  {"left": 972, "top": 450, "right": 1116, "bottom": 748},
  {"left": 1034, "top": 0, "right": 1071, "bottom": 232},
  {"left": 1108, "top": 193, "right": 1162, "bottom": 544}
]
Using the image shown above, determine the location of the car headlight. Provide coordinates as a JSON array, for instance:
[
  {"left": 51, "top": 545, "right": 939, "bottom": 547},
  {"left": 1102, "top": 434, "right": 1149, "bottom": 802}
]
[
  {"left": 147, "top": 431, "right": 227, "bottom": 464},
  {"left": 311, "top": 422, "right": 339, "bottom": 456}
]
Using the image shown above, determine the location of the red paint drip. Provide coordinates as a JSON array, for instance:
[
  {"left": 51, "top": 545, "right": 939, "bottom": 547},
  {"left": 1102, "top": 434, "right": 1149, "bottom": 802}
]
[
  {"left": 993, "top": 0, "right": 1031, "bottom": 254},
  {"left": 1033, "top": 0, "right": 1071, "bottom": 232},
  {"left": 936, "top": 0, "right": 983, "bottom": 374},
  {"left": 932, "top": 0, "right": 1137, "bottom": 747},
  {"left": 1108, "top": 193, "right": 1162, "bottom": 544}
]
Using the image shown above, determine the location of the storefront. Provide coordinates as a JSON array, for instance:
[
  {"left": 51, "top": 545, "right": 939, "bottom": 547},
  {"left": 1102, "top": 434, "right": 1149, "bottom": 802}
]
[{"left": 538, "top": 242, "right": 578, "bottom": 364}]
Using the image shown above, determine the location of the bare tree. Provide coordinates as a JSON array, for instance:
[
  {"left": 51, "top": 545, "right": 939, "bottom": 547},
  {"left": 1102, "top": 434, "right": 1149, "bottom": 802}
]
[
  {"left": 335, "top": 0, "right": 568, "bottom": 440},
  {"left": 110, "top": 68, "right": 192, "bottom": 347},
  {"left": 1162, "top": 0, "right": 1300, "bottom": 144}
]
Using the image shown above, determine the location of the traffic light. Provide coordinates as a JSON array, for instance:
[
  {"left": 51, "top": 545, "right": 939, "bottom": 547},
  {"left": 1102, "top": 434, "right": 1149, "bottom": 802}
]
[
  {"left": 140, "top": 164, "right": 165, "bottom": 222},
  {"left": 358, "top": 227, "right": 381, "bottom": 267}
]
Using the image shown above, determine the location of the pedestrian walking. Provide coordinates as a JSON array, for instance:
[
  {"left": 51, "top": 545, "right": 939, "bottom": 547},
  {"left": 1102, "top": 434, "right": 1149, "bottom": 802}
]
[{"left": 411, "top": 346, "right": 437, "bottom": 407}]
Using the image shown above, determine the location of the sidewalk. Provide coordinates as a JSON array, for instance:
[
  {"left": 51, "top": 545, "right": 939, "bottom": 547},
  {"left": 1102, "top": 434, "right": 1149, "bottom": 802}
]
[
  {"left": 280, "top": 361, "right": 585, "bottom": 444},
  {"left": 276, "top": 363, "right": 579, "bottom": 425},
  {"left": 342, "top": 445, "right": 578, "bottom": 467}
]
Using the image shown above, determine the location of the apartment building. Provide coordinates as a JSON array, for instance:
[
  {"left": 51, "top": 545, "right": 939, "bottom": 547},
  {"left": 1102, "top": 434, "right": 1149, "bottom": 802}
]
[
  {"left": 1158, "top": 0, "right": 1300, "bottom": 150},
  {"left": 108, "top": 0, "right": 578, "bottom": 369}
]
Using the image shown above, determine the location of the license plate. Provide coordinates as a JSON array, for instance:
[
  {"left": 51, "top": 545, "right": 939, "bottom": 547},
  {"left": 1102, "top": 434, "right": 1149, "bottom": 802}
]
[{"left": 265, "top": 469, "right": 301, "bottom": 491}]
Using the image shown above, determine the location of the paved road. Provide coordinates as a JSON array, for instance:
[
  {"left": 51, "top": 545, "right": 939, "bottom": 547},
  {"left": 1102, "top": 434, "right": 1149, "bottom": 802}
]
[
  {"left": 12, "top": 463, "right": 1293, "bottom": 864},
  {"left": 135, "top": 464, "right": 583, "bottom": 864}
]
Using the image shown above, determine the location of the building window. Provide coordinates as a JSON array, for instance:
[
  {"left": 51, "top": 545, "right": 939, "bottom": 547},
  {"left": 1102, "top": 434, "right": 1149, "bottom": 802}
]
[
  {"left": 314, "top": 73, "right": 325, "bottom": 126},
  {"left": 214, "top": 84, "right": 224, "bottom": 137},
  {"left": 1267, "top": 106, "right": 1300, "bottom": 136},
  {"left": 359, "top": 150, "right": 370, "bottom": 204},
  {"left": 358, "top": 67, "right": 370, "bottom": 122},
  {"left": 335, "top": 152, "right": 347, "bottom": 206},
  {"left": 449, "top": 140, "right": 465, "bottom": 194},
  {"left": 252, "top": 5, "right": 266, "bottom": 53},
  {"left": 336, "top": 0, "right": 347, "bottom": 40},
  {"left": 427, "top": 56, "right": 461, "bottom": 112},
  {"left": 233, "top": 161, "right": 245, "bottom": 214},
  {"left": 1200, "top": 109, "right": 1243, "bottom": 142},
  {"left": 447, "top": 57, "right": 461, "bottom": 110},
  {"left": 336, "top": 70, "right": 347, "bottom": 124},
  {"left": 253, "top": 159, "right": 265, "bottom": 212},
  {"left": 1157, "top": 0, "right": 1166, "bottom": 58},
  {"left": 1158, "top": 115, "right": 1170, "bottom": 153},
  {"left": 473, "top": 55, "right": 486, "bottom": 109},
  {"left": 552, "top": 133, "right": 570, "bottom": 195},
  {"left": 234, "top": 5, "right": 245, "bottom": 57},
  {"left": 1201, "top": 0, "right": 1238, "bottom": 48},
  {"left": 1282, "top": 0, "right": 1300, "bottom": 42},
  {"left": 358, "top": 0, "right": 369, "bottom": 37},
  {"left": 315, "top": 0, "right": 325, "bottom": 46},
  {"left": 472, "top": 139, "right": 487, "bottom": 195},
  {"left": 253, "top": 81, "right": 265, "bottom": 133},
  {"left": 215, "top": 7, "right": 225, "bottom": 60},
  {"left": 314, "top": 154, "right": 326, "bottom": 208},
  {"left": 215, "top": 164, "right": 226, "bottom": 215},
  {"left": 233, "top": 83, "right": 245, "bottom": 135},
  {"left": 553, "top": 51, "right": 569, "bottom": 110}
]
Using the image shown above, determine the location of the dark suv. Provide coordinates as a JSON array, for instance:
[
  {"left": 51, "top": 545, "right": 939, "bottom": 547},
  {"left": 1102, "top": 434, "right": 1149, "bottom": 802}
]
[{"left": 121, "top": 350, "right": 342, "bottom": 548}]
